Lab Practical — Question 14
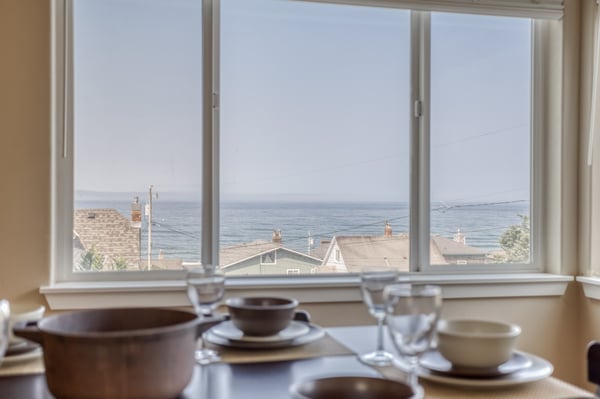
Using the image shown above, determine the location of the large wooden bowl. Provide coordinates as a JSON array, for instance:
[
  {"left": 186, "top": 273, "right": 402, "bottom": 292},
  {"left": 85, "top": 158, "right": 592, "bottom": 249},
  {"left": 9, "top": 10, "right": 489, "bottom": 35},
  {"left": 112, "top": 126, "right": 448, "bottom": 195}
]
[{"left": 14, "top": 307, "right": 221, "bottom": 399}]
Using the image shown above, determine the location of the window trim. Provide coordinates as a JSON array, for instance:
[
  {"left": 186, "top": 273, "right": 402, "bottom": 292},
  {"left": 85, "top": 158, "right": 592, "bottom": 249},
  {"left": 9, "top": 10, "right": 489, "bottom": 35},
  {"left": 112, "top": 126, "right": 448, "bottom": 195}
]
[
  {"left": 50, "top": 0, "right": 562, "bottom": 286},
  {"left": 40, "top": 273, "right": 573, "bottom": 310}
]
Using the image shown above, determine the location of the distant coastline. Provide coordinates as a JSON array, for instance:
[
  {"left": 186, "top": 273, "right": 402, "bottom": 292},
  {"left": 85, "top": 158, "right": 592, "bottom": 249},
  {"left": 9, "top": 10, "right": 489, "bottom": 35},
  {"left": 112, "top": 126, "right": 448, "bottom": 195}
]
[{"left": 75, "top": 196, "right": 528, "bottom": 262}]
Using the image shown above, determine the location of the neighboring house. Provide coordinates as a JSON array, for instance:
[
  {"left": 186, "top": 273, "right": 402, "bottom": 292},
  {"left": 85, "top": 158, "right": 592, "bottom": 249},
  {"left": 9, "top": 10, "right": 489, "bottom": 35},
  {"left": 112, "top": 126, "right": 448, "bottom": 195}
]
[
  {"left": 308, "top": 239, "right": 331, "bottom": 261},
  {"left": 220, "top": 234, "right": 322, "bottom": 275},
  {"left": 321, "top": 234, "right": 412, "bottom": 273},
  {"left": 322, "top": 223, "right": 486, "bottom": 272},
  {"left": 73, "top": 209, "right": 141, "bottom": 270},
  {"left": 431, "top": 234, "right": 488, "bottom": 265}
]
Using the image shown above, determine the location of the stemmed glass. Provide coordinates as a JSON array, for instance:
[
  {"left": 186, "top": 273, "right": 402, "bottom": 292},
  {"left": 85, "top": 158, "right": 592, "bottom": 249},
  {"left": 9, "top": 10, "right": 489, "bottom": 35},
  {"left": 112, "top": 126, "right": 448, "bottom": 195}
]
[
  {"left": 384, "top": 284, "right": 442, "bottom": 398},
  {"left": 186, "top": 266, "right": 226, "bottom": 365},
  {"left": 359, "top": 266, "right": 399, "bottom": 366}
]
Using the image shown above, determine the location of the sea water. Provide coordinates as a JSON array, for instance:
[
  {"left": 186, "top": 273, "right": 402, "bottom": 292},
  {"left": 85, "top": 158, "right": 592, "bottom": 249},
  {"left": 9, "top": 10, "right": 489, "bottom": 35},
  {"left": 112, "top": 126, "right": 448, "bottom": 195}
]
[{"left": 75, "top": 199, "right": 528, "bottom": 262}]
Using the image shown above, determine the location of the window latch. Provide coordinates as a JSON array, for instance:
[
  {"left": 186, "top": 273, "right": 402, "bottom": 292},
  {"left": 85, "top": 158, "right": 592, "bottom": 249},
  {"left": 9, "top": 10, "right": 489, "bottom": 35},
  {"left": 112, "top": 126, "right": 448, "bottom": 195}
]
[
  {"left": 212, "top": 93, "right": 219, "bottom": 109},
  {"left": 414, "top": 100, "right": 423, "bottom": 118}
]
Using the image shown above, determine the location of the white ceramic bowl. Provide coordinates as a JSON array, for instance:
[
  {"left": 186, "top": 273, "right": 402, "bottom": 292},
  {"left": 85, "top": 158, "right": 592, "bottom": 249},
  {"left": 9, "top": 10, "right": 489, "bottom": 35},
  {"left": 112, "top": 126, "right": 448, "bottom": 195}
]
[
  {"left": 8, "top": 305, "right": 45, "bottom": 346},
  {"left": 436, "top": 319, "right": 521, "bottom": 368}
]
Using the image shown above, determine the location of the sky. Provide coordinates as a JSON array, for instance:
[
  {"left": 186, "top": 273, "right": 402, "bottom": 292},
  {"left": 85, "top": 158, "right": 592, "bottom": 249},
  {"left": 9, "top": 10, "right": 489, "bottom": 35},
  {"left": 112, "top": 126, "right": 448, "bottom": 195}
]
[{"left": 73, "top": 0, "right": 531, "bottom": 204}]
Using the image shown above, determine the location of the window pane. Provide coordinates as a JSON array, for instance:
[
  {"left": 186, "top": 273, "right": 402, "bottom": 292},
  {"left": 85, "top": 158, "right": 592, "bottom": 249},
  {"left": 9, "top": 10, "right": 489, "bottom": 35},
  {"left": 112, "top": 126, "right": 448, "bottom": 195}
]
[
  {"left": 72, "top": 0, "right": 203, "bottom": 272},
  {"left": 430, "top": 13, "right": 532, "bottom": 265},
  {"left": 219, "top": 0, "right": 411, "bottom": 275}
]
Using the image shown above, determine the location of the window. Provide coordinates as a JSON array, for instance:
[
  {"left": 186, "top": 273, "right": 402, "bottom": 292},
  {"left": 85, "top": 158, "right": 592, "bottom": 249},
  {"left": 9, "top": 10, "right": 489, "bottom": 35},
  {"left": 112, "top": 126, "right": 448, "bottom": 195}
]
[
  {"left": 52, "top": 0, "right": 563, "bottom": 283},
  {"left": 261, "top": 251, "right": 277, "bottom": 265},
  {"left": 428, "top": 12, "right": 532, "bottom": 268}
]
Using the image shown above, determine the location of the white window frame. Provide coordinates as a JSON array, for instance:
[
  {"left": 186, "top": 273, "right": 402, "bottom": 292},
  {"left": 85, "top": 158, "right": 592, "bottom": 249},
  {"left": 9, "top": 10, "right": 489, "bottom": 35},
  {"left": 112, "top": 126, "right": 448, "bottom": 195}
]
[
  {"left": 261, "top": 251, "right": 277, "bottom": 266},
  {"left": 44, "top": 0, "right": 575, "bottom": 309}
]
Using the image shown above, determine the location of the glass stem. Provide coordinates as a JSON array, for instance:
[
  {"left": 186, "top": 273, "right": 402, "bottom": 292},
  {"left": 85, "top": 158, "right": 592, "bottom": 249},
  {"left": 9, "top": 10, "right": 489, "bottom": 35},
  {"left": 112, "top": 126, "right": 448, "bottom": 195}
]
[
  {"left": 376, "top": 316, "right": 384, "bottom": 352},
  {"left": 406, "top": 356, "right": 419, "bottom": 388}
]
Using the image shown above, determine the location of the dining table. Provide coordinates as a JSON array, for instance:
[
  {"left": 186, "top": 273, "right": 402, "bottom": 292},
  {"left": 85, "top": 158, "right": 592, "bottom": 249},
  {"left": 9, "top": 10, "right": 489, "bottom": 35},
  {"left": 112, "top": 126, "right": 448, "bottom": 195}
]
[{"left": 0, "top": 324, "right": 595, "bottom": 399}]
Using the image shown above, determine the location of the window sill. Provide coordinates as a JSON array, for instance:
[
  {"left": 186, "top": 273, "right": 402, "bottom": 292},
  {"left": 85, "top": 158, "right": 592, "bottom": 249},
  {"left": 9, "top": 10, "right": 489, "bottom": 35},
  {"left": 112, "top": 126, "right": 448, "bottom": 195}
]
[
  {"left": 576, "top": 276, "right": 600, "bottom": 300},
  {"left": 41, "top": 273, "right": 572, "bottom": 310}
]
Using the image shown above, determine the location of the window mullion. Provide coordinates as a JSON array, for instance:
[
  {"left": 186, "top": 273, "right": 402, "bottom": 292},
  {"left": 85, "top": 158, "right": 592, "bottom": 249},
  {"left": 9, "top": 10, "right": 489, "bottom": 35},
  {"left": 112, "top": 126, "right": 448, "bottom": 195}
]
[
  {"left": 202, "top": 0, "right": 220, "bottom": 268},
  {"left": 409, "top": 11, "right": 431, "bottom": 272}
]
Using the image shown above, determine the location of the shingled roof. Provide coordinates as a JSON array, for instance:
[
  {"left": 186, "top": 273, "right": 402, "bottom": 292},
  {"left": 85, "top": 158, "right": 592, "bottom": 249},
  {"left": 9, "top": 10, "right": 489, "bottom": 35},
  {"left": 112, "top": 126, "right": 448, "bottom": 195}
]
[
  {"left": 219, "top": 240, "right": 322, "bottom": 268},
  {"left": 73, "top": 209, "right": 141, "bottom": 270},
  {"left": 323, "top": 233, "right": 486, "bottom": 273}
]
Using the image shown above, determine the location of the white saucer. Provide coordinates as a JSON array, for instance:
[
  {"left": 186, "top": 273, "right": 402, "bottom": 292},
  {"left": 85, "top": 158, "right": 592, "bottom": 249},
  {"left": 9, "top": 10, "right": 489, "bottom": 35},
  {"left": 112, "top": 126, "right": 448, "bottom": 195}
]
[
  {"left": 205, "top": 323, "right": 325, "bottom": 349},
  {"left": 418, "top": 351, "right": 553, "bottom": 388},
  {"left": 420, "top": 350, "right": 532, "bottom": 378},
  {"left": 1, "top": 347, "right": 43, "bottom": 366},
  {"left": 212, "top": 320, "right": 310, "bottom": 343}
]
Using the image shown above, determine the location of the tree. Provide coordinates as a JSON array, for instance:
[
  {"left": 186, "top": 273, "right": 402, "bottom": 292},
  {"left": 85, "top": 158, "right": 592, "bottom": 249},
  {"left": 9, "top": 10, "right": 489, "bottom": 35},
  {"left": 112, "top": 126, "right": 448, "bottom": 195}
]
[
  {"left": 112, "top": 257, "right": 129, "bottom": 271},
  {"left": 498, "top": 215, "right": 530, "bottom": 263},
  {"left": 78, "top": 247, "right": 105, "bottom": 271}
]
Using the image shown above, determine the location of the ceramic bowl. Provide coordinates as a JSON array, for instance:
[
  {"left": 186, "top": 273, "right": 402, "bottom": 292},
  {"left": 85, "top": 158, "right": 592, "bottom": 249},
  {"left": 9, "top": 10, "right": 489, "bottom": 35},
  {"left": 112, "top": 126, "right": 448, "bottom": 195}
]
[
  {"left": 226, "top": 296, "right": 298, "bottom": 336},
  {"left": 436, "top": 319, "right": 521, "bottom": 368},
  {"left": 289, "top": 376, "right": 413, "bottom": 399}
]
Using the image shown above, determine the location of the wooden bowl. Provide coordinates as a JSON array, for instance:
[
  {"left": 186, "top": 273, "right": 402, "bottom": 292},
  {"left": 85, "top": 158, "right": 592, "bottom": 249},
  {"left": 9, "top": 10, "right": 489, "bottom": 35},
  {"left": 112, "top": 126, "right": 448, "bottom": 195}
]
[{"left": 226, "top": 296, "right": 298, "bottom": 336}]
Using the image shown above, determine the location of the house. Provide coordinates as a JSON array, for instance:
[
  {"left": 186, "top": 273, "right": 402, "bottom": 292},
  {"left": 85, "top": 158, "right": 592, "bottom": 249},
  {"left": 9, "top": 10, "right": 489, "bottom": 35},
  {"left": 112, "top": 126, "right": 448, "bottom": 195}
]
[
  {"left": 73, "top": 209, "right": 141, "bottom": 271},
  {"left": 430, "top": 235, "right": 488, "bottom": 265},
  {"left": 322, "top": 224, "right": 487, "bottom": 272},
  {"left": 220, "top": 231, "right": 322, "bottom": 275}
]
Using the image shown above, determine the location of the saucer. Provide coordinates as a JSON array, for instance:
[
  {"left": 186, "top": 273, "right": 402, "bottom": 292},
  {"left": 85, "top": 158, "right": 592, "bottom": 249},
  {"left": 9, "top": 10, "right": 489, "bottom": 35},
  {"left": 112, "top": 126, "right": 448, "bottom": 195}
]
[
  {"left": 212, "top": 320, "right": 310, "bottom": 343},
  {"left": 1, "top": 347, "right": 43, "bottom": 366},
  {"left": 205, "top": 323, "right": 325, "bottom": 349},
  {"left": 418, "top": 351, "right": 553, "bottom": 388},
  {"left": 420, "top": 350, "right": 532, "bottom": 378},
  {"left": 5, "top": 341, "right": 40, "bottom": 357}
]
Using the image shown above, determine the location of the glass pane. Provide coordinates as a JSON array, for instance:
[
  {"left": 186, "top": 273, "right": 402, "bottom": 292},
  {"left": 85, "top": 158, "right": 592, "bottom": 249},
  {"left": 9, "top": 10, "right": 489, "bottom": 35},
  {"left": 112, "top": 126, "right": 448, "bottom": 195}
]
[
  {"left": 72, "top": 0, "right": 203, "bottom": 272},
  {"left": 430, "top": 13, "right": 532, "bottom": 266},
  {"left": 220, "top": 0, "right": 411, "bottom": 275}
]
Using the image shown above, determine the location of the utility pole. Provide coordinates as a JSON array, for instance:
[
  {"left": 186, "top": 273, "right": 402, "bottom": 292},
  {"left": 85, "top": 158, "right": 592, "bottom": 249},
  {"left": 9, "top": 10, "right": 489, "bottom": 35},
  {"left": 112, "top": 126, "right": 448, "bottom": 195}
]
[{"left": 147, "top": 185, "right": 153, "bottom": 270}]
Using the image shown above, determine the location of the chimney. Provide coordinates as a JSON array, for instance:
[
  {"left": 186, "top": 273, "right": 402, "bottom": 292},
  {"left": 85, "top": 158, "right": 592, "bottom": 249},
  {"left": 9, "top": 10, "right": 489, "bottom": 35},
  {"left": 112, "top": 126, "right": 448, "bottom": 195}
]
[
  {"left": 384, "top": 221, "right": 392, "bottom": 237},
  {"left": 272, "top": 229, "right": 282, "bottom": 243},
  {"left": 131, "top": 196, "right": 142, "bottom": 229},
  {"left": 453, "top": 228, "right": 466, "bottom": 245}
]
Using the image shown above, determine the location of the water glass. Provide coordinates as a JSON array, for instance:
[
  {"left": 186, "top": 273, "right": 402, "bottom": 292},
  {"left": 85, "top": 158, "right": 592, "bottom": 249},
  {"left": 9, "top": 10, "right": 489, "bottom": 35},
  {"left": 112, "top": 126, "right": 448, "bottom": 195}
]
[
  {"left": 384, "top": 284, "right": 442, "bottom": 397},
  {"left": 0, "top": 300, "right": 10, "bottom": 366},
  {"left": 359, "top": 266, "right": 399, "bottom": 366},
  {"left": 186, "top": 267, "right": 225, "bottom": 364}
]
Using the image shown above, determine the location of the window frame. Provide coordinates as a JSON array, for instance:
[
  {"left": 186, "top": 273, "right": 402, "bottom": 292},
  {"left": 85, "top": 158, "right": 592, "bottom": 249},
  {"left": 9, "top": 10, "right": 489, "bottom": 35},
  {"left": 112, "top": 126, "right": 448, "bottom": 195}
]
[
  {"left": 261, "top": 251, "right": 277, "bottom": 266},
  {"left": 51, "top": 0, "right": 555, "bottom": 285}
]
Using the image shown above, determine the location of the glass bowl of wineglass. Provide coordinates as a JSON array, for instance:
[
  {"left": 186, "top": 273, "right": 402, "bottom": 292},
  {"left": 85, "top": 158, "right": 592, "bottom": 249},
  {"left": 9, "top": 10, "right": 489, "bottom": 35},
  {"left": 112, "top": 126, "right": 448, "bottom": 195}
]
[
  {"left": 384, "top": 284, "right": 442, "bottom": 398},
  {"left": 186, "top": 266, "right": 226, "bottom": 365},
  {"left": 359, "top": 266, "right": 399, "bottom": 366}
]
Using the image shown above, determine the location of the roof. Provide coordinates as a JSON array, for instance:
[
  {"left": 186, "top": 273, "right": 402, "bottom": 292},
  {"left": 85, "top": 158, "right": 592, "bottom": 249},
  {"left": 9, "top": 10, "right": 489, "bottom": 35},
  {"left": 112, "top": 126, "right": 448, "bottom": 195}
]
[
  {"left": 219, "top": 240, "right": 322, "bottom": 268},
  {"left": 431, "top": 235, "right": 486, "bottom": 256},
  {"left": 73, "top": 209, "right": 141, "bottom": 268},
  {"left": 326, "top": 233, "right": 485, "bottom": 272},
  {"left": 309, "top": 240, "right": 330, "bottom": 260},
  {"left": 329, "top": 234, "right": 411, "bottom": 273}
]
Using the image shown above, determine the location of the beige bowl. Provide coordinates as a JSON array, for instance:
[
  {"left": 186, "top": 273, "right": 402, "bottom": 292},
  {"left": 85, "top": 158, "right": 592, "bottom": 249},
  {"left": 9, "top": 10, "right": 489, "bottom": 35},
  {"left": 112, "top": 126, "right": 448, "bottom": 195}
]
[
  {"left": 437, "top": 319, "right": 521, "bottom": 368},
  {"left": 226, "top": 296, "right": 298, "bottom": 336}
]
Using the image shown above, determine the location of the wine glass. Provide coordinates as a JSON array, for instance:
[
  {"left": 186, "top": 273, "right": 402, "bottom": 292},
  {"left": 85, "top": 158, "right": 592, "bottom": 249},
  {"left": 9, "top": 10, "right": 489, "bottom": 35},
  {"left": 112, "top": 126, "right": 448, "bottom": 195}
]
[
  {"left": 359, "top": 266, "right": 399, "bottom": 366},
  {"left": 186, "top": 266, "right": 226, "bottom": 365},
  {"left": 384, "top": 284, "right": 442, "bottom": 398}
]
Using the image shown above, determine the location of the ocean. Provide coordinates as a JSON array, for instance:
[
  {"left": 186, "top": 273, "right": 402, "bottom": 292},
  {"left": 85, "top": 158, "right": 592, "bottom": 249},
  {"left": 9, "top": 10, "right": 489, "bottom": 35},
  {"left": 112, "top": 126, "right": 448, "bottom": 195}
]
[{"left": 74, "top": 199, "right": 529, "bottom": 262}]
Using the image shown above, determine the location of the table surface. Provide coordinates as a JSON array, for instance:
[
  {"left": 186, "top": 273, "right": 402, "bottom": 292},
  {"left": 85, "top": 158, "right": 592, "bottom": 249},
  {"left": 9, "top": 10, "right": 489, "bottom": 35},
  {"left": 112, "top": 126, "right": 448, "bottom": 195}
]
[{"left": 0, "top": 325, "right": 595, "bottom": 399}]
